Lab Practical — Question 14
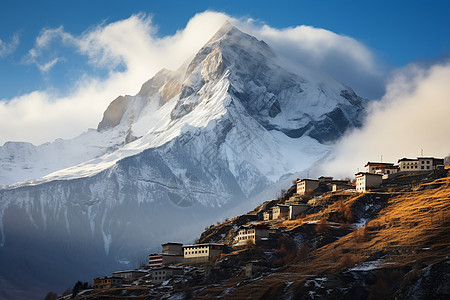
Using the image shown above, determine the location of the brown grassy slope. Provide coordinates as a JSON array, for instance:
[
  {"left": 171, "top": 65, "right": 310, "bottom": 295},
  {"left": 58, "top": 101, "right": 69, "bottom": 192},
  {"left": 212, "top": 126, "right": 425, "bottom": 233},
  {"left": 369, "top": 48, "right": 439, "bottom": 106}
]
[{"left": 198, "top": 176, "right": 450, "bottom": 299}]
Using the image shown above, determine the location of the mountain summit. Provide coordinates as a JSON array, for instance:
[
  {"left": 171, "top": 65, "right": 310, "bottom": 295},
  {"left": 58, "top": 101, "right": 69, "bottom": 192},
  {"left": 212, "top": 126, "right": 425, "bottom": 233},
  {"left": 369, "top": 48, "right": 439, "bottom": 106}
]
[
  {"left": 0, "top": 22, "right": 366, "bottom": 297},
  {"left": 98, "top": 22, "right": 365, "bottom": 142}
]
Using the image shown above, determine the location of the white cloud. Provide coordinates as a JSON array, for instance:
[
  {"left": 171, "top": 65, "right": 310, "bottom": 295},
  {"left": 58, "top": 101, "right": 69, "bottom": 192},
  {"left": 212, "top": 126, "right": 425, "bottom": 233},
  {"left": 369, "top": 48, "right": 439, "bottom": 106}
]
[
  {"left": 24, "top": 26, "right": 73, "bottom": 72},
  {"left": 1, "top": 11, "right": 385, "bottom": 145},
  {"left": 322, "top": 61, "right": 450, "bottom": 178},
  {"left": 0, "top": 33, "right": 19, "bottom": 57},
  {"left": 234, "top": 22, "right": 386, "bottom": 98},
  {"left": 1, "top": 12, "right": 230, "bottom": 145}
]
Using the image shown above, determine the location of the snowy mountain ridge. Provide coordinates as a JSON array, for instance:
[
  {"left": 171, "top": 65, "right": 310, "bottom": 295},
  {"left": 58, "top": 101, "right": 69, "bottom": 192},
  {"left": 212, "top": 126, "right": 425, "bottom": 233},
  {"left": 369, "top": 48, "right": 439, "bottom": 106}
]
[
  {"left": 1, "top": 22, "right": 364, "bottom": 188},
  {"left": 0, "top": 22, "right": 366, "bottom": 298}
]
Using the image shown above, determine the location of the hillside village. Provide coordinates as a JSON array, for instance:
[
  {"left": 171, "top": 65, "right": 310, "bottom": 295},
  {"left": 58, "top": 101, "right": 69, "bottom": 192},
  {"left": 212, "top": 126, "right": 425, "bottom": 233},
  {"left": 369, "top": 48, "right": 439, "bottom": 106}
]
[{"left": 58, "top": 155, "right": 449, "bottom": 299}]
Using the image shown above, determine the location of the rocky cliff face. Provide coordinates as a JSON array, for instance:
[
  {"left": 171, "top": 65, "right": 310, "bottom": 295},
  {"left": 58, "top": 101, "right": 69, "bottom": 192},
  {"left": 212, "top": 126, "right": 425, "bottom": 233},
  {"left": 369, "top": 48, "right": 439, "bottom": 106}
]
[{"left": 0, "top": 22, "right": 367, "bottom": 298}]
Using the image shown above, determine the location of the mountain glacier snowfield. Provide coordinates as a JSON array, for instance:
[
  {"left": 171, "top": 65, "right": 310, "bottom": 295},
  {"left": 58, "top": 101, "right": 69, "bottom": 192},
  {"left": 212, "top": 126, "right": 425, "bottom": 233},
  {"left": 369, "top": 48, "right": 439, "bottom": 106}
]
[{"left": 0, "top": 22, "right": 366, "bottom": 298}]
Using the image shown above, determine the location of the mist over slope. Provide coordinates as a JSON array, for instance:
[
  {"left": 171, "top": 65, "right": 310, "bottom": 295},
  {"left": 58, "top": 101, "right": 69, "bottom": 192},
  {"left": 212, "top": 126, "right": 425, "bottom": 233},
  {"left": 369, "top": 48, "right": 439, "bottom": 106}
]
[{"left": 0, "top": 22, "right": 366, "bottom": 299}]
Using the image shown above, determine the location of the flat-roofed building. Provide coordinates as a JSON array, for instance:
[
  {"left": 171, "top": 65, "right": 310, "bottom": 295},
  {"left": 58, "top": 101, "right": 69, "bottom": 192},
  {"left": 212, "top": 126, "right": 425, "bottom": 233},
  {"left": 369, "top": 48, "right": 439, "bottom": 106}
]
[
  {"left": 296, "top": 179, "right": 319, "bottom": 195},
  {"left": 331, "top": 182, "right": 355, "bottom": 192},
  {"left": 272, "top": 205, "right": 289, "bottom": 219},
  {"left": 112, "top": 270, "right": 148, "bottom": 282},
  {"left": 398, "top": 157, "right": 444, "bottom": 172},
  {"left": 365, "top": 162, "right": 399, "bottom": 175},
  {"left": 93, "top": 276, "right": 123, "bottom": 289},
  {"left": 318, "top": 176, "right": 334, "bottom": 182},
  {"left": 289, "top": 204, "right": 309, "bottom": 219},
  {"left": 148, "top": 242, "right": 184, "bottom": 266},
  {"left": 150, "top": 266, "right": 183, "bottom": 284},
  {"left": 148, "top": 253, "right": 184, "bottom": 267},
  {"left": 235, "top": 225, "right": 270, "bottom": 246},
  {"left": 355, "top": 172, "right": 382, "bottom": 193},
  {"left": 183, "top": 243, "right": 225, "bottom": 264},
  {"left": 263, "top": 211, "right": 272, "bottom": 221},
  {"left": 162, "top": 242, "right": 183, "bottom": 255}
]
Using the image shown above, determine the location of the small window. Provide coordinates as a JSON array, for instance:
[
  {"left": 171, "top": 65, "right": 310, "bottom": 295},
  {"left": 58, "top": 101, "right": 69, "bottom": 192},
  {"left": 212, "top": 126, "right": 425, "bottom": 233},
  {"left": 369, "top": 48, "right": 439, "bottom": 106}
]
[
  {"left": 422, "top": 161, "right": 424, "bottom": 164},
  {"left": 427, "top": 161, "right": 430, "bottom": 164},
  {"left": 427, "top": 166, "right": 430, "bottom": 169},
  {"left": 421, "top": 166, "right": 424, "bottom": 169}
]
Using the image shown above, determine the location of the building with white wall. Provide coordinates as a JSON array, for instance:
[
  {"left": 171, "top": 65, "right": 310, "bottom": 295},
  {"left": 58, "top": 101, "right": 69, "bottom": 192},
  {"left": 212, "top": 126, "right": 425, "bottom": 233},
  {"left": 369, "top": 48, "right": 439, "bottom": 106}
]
[
  {"left": 365, "top": 162, "right": 399, "bottom": 175},
  {"left": 263, "top": 211, "right": 272, "bottom": 221},
  {"left": 272, "top": 205, "right": 290, "bottom": 219},
  {"left": 183, "top": 243, "right": 225, "bottom": 264},
  {"left": 296, "top": 179, "right": 320, "bottom": 195},
  {"left": 148, "top": 253, "right": 184, "bottom": 267},
  {"left": 235, "top": 225, "right": 270, "bottom": 246},
  {"left": 148, "top": 242, "right": 184, "bottom": 266},
  {"left": 355, "top": 172, "right": 383, "bottom": 192},
  {"left": 398, "top": 157, "right": 444, "bottom": 172}
]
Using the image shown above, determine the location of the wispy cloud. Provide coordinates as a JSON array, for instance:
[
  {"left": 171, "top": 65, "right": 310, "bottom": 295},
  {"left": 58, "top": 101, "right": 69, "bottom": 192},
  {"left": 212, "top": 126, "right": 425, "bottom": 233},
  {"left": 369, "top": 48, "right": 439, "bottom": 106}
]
[
  {"left": 1, "top": 12, "right": 230, "bottom": 144},
  {"left": 1, "top": 11, "right": 386, "bottom": 145},
  {"left": 236, "top": 22, "right": 386, "bottom": 99},
  {"left": 24, "top": 26, "right": 74, "bottom": 72},
  {"left": 322, "top": 61, "right": 450, "bottom": 178},
  {"left": 0, "top": 33, "right": 20, "bottom": 57}
]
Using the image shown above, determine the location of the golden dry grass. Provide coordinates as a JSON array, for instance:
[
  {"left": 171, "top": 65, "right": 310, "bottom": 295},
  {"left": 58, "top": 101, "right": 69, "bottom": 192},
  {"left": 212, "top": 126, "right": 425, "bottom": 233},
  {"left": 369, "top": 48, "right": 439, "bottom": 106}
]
[{"left": 202, "top": 176, "right": 450, "bottom": 299}]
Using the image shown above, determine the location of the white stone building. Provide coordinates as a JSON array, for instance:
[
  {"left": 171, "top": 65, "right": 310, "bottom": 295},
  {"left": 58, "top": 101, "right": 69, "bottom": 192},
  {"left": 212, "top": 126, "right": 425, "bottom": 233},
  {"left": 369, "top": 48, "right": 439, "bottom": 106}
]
[
  {"left": 398, "top": 157, "right": 444, "bottom": 172},
  {"left": 272, "top": 205, "right": 290, "bottom": 219},
  {"left": 183, "top": 243, "right": 224, "bottom": 264},
  {"left": 235, "top": 225, "right": 270, "bottom": 246},
  {"left": 148, "top": 242, "right": 184, "bottom": 266},
  {"left": 263, "top": 211, "right": 272, "bottom": 221},
  {"left": 365, "top": 162, "right": 399, "bottom": 175},
  {"left": 355, "top": 172, "right": 383, "bottom": 193},
  {"left": 296, "top": 179, "right": 320, "bottom": 195}
]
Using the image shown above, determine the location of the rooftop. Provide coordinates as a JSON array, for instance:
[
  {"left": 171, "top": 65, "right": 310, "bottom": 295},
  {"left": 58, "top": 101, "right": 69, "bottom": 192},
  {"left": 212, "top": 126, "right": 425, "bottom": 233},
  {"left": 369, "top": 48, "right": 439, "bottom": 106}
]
[
  {"left": 148, "top": 253, "right": 183, "bottom": 257},
  {"left": 182, "top": 243, "right": 225, "bottom": 248},
  {"left": 239, "top": 224, "right": 270, "bottom": 230},
  {"left": 150, "top": 266, "right": 184, "bottom": 271},
  {"left": 365, "top": 162, "right": 395, "bottom": 167},
  {"left": 113, "top": 270, "right": 148, "bottom": 274},
  {"left": 355, "top": 172, "right": 383, "bottom": 177},
  {"left": 297, "top": 178, "right": 319, "bottom": 182},
  {"left": 162, "top": 242, "right": 183, "bottom": 246}
]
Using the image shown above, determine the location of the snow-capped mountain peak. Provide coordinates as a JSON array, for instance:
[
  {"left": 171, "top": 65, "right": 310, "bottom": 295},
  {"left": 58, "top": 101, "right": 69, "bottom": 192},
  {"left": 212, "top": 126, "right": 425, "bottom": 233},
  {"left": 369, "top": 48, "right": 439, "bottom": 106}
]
[{"left": 0, "top": 22, "right": 367, "bottom": 297}]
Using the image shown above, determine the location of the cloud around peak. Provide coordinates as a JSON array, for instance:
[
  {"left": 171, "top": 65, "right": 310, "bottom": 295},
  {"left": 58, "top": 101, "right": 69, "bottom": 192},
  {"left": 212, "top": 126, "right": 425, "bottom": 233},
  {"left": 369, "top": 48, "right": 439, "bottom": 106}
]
[
  {"left": 2, "top": 11, "right": 386, "bottom": 145},
  {"left": 322, "top": 61, "right": 450, "bottom": 178}
]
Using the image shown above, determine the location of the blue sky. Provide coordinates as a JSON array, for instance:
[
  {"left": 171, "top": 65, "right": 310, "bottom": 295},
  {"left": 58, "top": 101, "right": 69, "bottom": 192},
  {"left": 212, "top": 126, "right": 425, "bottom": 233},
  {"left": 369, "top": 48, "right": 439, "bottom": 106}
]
[
  {"left": 2, "top": 0, "right": 449, "bottom": 99},
  {"left": 1, "top": 0, "right": 450, "bottom": 145}
]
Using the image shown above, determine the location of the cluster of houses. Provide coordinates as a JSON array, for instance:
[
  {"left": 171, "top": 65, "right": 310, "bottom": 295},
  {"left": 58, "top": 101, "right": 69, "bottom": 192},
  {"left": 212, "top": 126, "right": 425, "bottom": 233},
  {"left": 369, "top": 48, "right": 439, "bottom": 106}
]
[
  {"left": 93, "top": 155, "right": 445, "bottom": 290},
  {"left": 93, "top": 242, "right": 228, "bottom": 289},
  {"left": 93, "top": 224, "right": 283, "bottom": 289},
  {"left": 355, "top": 156, "right": 444, "bottom": 192},
  {"left": 295, "top": 156, "right": 444, "bottom": 194}
]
